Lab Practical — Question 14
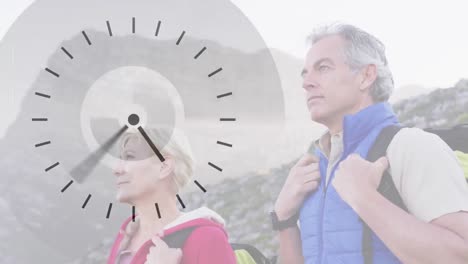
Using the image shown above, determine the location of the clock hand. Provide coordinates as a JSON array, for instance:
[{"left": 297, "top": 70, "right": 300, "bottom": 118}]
[
  {"left": 70, "top": 125, "right": 129, "bottom": 183},
  {"left": 137, "top": 126, "right": 165, "bottom": 162}
]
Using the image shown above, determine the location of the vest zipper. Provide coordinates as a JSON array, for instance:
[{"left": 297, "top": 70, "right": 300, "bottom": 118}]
[
  {"left": 318, "top": 155, "right": 345, "bottom": 264},
  {"left": 318, "top": 185, "right": 327, "bottom": 264},
  {"left": 317, "top": 155, "right": 329, "bottom": 264}
]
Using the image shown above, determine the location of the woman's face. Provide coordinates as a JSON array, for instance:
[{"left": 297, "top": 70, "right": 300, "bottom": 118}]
[{"left": 113, "top": 136, "right": 168, "bottom": 204}]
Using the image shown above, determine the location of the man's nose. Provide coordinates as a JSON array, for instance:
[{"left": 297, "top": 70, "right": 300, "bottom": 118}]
[{"left": 302, "top": 73, "right": 319, "bottom": 91}]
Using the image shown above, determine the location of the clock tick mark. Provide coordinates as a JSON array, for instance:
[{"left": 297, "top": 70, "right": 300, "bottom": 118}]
[
  {"left": 106, "top": 203, "right": 113, "bottom": 219},
  {"left": 45, "top": 68, "right": 60, "bottom": 78},
  {"left": 45, "top": 162, "right": 59, "bottom": 172},
  {"left": 208, "top": 162, "right": 223, "bottom": 172},
  {"left": 35, "top": 141, "right": 51, "bottom": 148},
  {"left": 82, "top": 30, "right": 92, "bottom": 45},
  {"left": 217, "top": 92, "right": 232, "bottom": 99},
  {"left": 132, "top": 17, "right": 136, "bottom": 34},
  {"left": 82, "top": 194, "right": 92, "bottom": 209},
  {"left": 220, "top": 118, "right": 236, "bottom": 122},
  {"left": 132, "top": 206, "right": 136, "bottom": 222},
  {"left": 60, "top": 180, "right": 74, "bottom": 193},
  {"left": 155, "top": 20, "right": 161, "bottom": 36},
  {"left": 106, "top": 21, "right": 113, "bottom": 37},
  {"left": 208, "top": 67, "right": 223, "bottom": 77},
  {"left": 32, "top": 118, "right": 48, "bottom": 122},
  {"left": 176, "top": 31, "right": 185, "bottom": 45},
  {"left": 216, "top": 141, "right": 232, "bottom": 147},
  {"left": 194, "top": 180, "right": 207, "bottom": 193},
  {"left": 155, "top": 203, "right": 161, "bottom": 219},
  {"left": 176, "top": 194, "right": 186, "bottom": 209},
  {"left": 194, "top": 47, "right": 207, "bottom": 59},
  {"left": 35, "top": 92, "right": 51, "bottom": 99},
  {"left": 61, "top": 47, "right": 74, "bottom": 59}
]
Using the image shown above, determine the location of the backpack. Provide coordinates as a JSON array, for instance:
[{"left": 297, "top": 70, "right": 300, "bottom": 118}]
[
  {"left": 162, "top": 227, "right": 274, "bottom": 264},
  {"left": 362, "top": 123, "right": 468, "bottom": 264}
]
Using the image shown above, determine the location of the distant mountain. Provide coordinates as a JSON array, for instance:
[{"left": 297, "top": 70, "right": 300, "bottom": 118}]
[
  {"left": 394, "top": 79, "right": 468, "bottom": 128},
  {"left": 389, "top": 84, "right": 434, "bottom": 104},
  {"left": 268, "top": 49, "right": 309, "bottom": 121}
]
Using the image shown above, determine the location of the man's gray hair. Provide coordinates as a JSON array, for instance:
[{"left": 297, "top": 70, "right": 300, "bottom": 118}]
[{"left": 308, "top": 23, "right": 394, "bottom": 102}]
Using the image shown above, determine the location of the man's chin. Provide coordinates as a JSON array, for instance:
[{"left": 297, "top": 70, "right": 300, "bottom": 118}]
[{"left": 309, "top": 110, "right": 326, "bottom": 123}]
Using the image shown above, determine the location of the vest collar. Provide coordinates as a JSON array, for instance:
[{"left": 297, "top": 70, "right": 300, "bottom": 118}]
[{"left": 342, "top": 102, "right": 398, "bottom": 153}]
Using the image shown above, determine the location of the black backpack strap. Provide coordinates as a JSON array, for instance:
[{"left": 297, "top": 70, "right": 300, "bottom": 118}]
[
  {"left": 162, "top": 227, "right": 197, "bottom": 248},
  {"left": 231, "top": 243, "right": 271, "bottom": 264},
  {"left": 362, "top": 125, "right": 408, "bottom": 264}
]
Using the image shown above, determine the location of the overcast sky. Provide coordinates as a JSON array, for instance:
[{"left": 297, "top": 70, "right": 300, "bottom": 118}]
[
  {"left": 232, "top": 0, "right": 468, "bottom": 90},
  {"left": 2, "top": 0, "right": 468, "bottom": 89},
  {"left": 1, "top": 0, "right": 467, "bottom": 137}
]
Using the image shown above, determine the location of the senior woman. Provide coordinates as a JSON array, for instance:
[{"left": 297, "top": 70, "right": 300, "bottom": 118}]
[{"left": 107, "top": 127, "right": 235, "bottom": 264}]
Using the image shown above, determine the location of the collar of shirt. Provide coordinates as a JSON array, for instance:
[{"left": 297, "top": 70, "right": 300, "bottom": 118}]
[{"left": 314, "top": 131, "right": 344, "bottom": 158}]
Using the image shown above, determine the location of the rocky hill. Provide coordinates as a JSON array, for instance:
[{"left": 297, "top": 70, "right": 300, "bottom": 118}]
[
  {"left": 67, "top": 81, "right": 468, "bottom": 263},
  {"left": 0, "top": 29, "right": 284, "bottom": 263},
  {"left": 394, "top": 79, "right": 468, "bottom": 128}
]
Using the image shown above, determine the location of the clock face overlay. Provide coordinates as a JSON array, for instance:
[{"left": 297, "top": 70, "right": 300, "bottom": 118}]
[{"left": 0, "top": 0, "right": 285, "bottom": 262}]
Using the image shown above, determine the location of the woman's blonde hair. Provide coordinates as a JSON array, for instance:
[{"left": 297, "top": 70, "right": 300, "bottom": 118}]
[{"left": 119, "top": 126, "right": 195, "bottom": 192}]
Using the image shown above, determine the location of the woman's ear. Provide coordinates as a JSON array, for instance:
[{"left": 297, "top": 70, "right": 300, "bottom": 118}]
[{"left": 159, "top": 155, "right": 175, "bottom": 180}]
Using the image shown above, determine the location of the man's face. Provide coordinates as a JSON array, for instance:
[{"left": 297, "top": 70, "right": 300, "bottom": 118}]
[{"left": 302, "top": 35, "right": 363, "bottom": 125}]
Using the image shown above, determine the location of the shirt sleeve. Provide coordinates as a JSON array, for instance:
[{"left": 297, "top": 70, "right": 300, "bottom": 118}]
[
  {"left": 387, "top": 127, "right": 468, "bottom": 222},
  {"left": 185, "top": 226, "right": 237, "bottom": 264}
]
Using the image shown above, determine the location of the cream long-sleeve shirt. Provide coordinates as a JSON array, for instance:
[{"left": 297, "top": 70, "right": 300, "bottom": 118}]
[{"left": 315, "top": 127, "right": 468, "bottom": 222}]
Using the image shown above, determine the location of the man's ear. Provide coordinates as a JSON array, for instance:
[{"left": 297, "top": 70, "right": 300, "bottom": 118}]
[
  {"left": 359, "top": 64, "right": 378, "bottom": 91},
  {"left": 159, "top": 156, "right": 175, "bottom": 180}
]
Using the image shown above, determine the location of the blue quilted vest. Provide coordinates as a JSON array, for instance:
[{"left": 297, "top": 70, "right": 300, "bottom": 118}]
[{"left": 299, "top": 102, "right": 402, "bottom": 264}]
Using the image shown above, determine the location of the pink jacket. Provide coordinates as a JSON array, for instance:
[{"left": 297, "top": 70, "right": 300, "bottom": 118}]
[{"left": 107, "top": 207, "right": 236, "bottom": 264}]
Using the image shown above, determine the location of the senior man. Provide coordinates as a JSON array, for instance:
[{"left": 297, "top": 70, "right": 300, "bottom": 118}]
[{"left": 272, "top": 23, "right": 468, "bottom": 264}]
